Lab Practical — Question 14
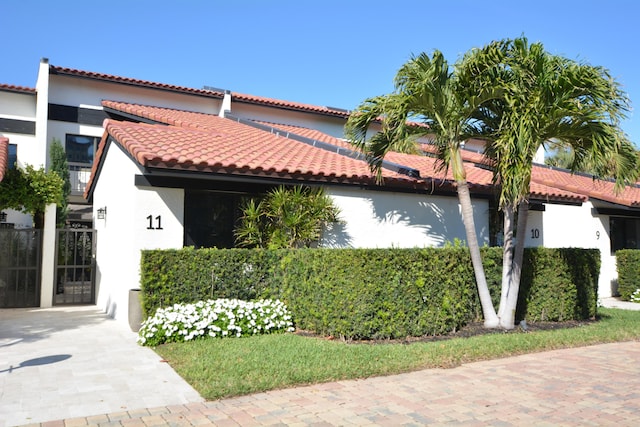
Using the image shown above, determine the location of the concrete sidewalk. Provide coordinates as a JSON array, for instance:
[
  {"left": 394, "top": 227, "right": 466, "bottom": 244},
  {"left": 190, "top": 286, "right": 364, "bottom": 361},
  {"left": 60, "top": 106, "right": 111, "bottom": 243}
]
[
  {"left": 0, "top": 306, "right": 203, "bottom": 427},
  {"left": 601, "top": 297, "right": 640, "bottom": 311}
]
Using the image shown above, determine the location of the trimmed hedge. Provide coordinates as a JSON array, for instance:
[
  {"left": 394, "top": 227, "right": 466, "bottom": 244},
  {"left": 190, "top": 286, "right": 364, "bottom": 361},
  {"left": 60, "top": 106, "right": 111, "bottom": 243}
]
[
  {"left": 616, "top": 250, "right": 640, "bottom": 300},
  {"left": 518, "top": 248, "right": 599, "bottom": 321},
  {"left": 140, "top": 247, "right": 600, "bottom": 339},
  {"left": 279, "top": 248, "right": 479, "bottom": 339},
  {"left": 139, "top": 247, "right": 282, "bottom": 316}
]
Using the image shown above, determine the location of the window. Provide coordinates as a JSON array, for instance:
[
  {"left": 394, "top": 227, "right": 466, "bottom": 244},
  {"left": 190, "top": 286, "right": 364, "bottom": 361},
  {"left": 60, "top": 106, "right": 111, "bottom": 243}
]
[
  {"left": 184, "top": 190, "right": 254, "bottom": 249},
  {"left": 8, "top": 144, "right": 17, "bottom": 169},
  {"left": 610, "top": 217, "right": 640, "bottom": 252},
  {"left": 65, "top": 134, "right": 99, "bottom": 165}
]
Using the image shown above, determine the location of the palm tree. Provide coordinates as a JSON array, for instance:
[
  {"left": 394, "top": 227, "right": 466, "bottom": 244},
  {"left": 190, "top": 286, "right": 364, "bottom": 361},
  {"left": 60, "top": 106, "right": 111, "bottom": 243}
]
[
  {"left": 464, "top": 37, "right": 638, "bottom": 329},
  {"left": 345, "top": 51, "right": 501, "bottom": 328}
]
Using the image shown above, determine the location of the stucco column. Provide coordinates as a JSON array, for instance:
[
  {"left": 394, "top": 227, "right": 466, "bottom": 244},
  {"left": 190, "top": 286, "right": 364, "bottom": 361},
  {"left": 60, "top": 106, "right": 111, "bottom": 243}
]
[{"left": 40, "top": 203, "right": 56, "bottom": 307}]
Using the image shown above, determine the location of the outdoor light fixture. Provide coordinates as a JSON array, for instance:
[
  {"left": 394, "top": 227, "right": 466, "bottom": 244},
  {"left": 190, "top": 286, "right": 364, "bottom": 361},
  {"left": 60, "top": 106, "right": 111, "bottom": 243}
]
[
  {"left": 97, "top": 207, "right": 107, "bottom": 220},
  {"left": 0, "top": 211, "right": 6, "bottom": 222}
]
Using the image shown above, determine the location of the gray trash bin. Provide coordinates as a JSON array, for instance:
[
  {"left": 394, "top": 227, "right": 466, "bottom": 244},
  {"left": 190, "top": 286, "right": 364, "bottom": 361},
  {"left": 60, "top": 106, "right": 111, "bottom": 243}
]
[{"left": 128, "top": 288, "right": 143, "bottom": 332}]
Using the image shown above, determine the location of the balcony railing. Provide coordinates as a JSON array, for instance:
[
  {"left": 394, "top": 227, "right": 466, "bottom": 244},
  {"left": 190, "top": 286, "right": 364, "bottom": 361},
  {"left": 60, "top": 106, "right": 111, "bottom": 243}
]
[{"left": 69, "top": 163, "right": 92, "bottom": 195}]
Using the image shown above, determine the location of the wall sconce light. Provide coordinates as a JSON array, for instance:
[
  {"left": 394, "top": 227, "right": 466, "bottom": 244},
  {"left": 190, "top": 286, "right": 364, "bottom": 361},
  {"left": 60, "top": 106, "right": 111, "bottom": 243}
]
[
  {"left": 97, "top": 207, "right": 107, "bottom": 220},
  {"left": 0, "top": 211, "right": 7, "bottom": 222}
]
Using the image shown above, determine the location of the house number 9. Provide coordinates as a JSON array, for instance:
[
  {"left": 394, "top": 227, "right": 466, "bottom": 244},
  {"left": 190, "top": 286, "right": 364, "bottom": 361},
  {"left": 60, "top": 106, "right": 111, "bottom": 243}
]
[
  {"left": 146, "top": 215, "right": 163, "bottom": 230},
  {"left": 596, "top": 231, "right": 600, "bottom": 240}
]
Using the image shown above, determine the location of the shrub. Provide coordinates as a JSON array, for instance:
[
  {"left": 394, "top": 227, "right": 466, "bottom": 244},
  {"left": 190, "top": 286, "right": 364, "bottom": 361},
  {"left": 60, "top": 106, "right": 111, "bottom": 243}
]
[
  {"left": 140, "top": 247, "right": 282, "bottom": 317},
  {"left": 138, "top": 298, "right": 294, "bottom": 346},
  {"left": 616, "top": 250, "right": 640, "bottom": 300},
  {"left": 279, "top": 248, "right": 478, "bottom": 339},
  {"left": 140, "top": 247, "right": 599, "bottom": 340},
  {"left": 235, "top": 185, "right": 340, "bottom": 249},
  {"left": 517, "top": 248, "right": 599, "bottom": 321}
]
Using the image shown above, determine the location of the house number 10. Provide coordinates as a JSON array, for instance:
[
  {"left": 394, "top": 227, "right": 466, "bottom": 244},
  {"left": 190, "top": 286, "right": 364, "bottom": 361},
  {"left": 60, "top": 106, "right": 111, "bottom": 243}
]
[{"left": 146, "top": 215, "right": 163, "bottom": 230}]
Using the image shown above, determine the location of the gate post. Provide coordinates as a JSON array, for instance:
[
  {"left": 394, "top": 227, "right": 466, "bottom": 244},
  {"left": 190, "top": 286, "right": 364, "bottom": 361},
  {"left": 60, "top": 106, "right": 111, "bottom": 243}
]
[{"left": 40, "top": 203, "right": 56, "bottom": 307}]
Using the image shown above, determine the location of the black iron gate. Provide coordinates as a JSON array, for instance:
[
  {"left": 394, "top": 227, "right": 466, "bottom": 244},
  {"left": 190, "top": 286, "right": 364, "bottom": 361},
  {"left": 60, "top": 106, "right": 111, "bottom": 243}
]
[
  {"left": 54, "top": 229, "right": 96, "bottom": 305},
  {"left": 0, "top": 228, "right": 42, "bottom": 308}
]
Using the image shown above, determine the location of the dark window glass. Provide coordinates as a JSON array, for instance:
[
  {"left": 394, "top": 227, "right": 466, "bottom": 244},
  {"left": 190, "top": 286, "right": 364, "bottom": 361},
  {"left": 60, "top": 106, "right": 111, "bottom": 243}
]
[
  {"left": 65, "top": 134, "right": 98, "bottom": 165},
  {"left": 8, "top": 144, "right": 17, "bottom": 169},
  {"left": 610, "top": 217, "right": 640, "bottom": 252},
  {"left": 184, "top": 190, "right": 253, "bottom": 249}
]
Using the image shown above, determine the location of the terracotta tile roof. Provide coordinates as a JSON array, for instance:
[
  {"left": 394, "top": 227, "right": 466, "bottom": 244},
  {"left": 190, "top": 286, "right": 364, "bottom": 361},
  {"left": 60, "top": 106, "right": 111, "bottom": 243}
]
[
  {"left": 0, "top": 137, "right": 8, "bottom": 182},
  {"left": 420, "top": 143, "right": 590, "bottom": 203},
  {"left": 51, "top": 65, "right": 350, "bottom": 118},
  {"left": 0, "top": 84, "right": 36, "bottom": 94},
  {"left": 86, "top": 102, "right": 420, "bottom": 198},
  {"left": 93, "top": 100, "right": 632, "bottom": 207},
  {"left": 232, "top": 93, "right": 350, "bottom": 118},
  {"left": 532, "top": 165, "right": 640, "bottom": 207},
  {"left": 254, "top": 121, "right": 354, "bottom": 150}
]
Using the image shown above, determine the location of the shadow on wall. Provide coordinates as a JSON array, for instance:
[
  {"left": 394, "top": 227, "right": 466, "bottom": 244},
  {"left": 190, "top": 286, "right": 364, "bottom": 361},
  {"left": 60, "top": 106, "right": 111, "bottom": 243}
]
[
  {"left": 320, "top": 221, "right": 354, "bottom": 248},
  {"left": 370, "top": 194, "right": 450, "bottom": 247}
]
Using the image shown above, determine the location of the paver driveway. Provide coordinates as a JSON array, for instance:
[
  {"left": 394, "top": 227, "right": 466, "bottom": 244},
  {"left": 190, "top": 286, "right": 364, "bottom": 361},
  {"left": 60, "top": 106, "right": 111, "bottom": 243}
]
[{"left": 2, "top": 304, "right": 639, "bottom": 426}]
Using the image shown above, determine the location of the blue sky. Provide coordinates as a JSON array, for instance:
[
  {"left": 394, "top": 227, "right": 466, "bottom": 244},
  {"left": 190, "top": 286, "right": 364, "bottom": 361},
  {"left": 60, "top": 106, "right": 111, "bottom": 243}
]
[{"left": 2, "top": 0, "right": 639, "bottom": 145}]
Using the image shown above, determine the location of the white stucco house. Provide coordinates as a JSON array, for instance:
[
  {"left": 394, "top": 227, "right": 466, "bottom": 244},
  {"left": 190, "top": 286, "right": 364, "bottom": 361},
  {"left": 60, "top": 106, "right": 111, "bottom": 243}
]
[{"left": 2, "top": 58, "right": 640, "bottom": 322}]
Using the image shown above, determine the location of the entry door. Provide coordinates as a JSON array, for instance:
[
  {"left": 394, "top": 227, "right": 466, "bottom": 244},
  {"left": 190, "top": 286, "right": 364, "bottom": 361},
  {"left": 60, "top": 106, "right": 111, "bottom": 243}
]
[{"left": 54, "top": 229, "right": 96, "bottom": 305}]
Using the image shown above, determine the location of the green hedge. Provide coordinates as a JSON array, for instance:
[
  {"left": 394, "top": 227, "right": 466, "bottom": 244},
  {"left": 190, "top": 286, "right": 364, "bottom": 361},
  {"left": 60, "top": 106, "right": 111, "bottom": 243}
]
[
  {"left": 616, "top": 250, "right": 640, "bottom": 300},
  {"left": 140, "top": 247, "right": 600, "bottom": 339},
  {"left": 278, "top": 248, "right": 479, "bottom": 339},
  {"left": 518, "top": 248, "right": 599, "bottom": 321},
  {"left": 139, "top": 247, "right": 282, "bottom": 316}
]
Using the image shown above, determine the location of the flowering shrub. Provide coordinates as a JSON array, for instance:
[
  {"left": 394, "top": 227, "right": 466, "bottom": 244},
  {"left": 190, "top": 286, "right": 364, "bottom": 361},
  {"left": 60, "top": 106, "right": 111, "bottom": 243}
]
[
  {"left": 138, "top": 298, "right": 294, "bottom": 346},
  {"left": 631, "top": 289, "right": 640, "bottom": 303}
]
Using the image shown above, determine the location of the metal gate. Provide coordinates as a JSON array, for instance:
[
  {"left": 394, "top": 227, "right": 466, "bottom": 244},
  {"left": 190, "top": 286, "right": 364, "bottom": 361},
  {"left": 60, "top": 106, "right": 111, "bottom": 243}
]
[
  {"left": 54, "top": 229, "right": 96, "bottom": 305},
  {"left": 0, "top": 228, "right": 42, "bottom": 308}
]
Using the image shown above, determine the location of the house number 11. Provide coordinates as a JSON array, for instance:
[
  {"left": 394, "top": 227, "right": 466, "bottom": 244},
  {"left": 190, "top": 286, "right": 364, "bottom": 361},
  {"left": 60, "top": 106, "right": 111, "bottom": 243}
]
[{"left": 146, "top": 215, "right": 163, "bottom": 230}]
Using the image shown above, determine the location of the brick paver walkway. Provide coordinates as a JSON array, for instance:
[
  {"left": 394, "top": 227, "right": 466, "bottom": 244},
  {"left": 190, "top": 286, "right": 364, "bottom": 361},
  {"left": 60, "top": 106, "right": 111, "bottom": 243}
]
[{"left": 24, "top": 340, "right": 640, "bottom": 427}]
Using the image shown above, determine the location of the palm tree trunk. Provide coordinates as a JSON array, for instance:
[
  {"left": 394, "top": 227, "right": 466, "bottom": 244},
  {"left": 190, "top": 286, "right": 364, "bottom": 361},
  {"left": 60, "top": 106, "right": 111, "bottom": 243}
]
[
  {"left": 498, "top": 201, "right": 529, "bottom": 329},
  {"left": 497, "top": 205, "right": 515, "bottom": 326},
  {"left": 498, "top": 205, "right": 515, "bottom": 315},
  {"left": 452, "top": 150, "right": 499, "bottom": 328}
]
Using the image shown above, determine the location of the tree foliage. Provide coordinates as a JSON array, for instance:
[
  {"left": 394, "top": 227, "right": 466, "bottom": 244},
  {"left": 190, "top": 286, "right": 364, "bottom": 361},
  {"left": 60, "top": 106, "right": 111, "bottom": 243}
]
[
  {"left": 0, "top": 164, "right": 64, "bottom": 228},
  {"left": 345, "top": 50, "right": 502, "bottom": 328},
  {"left": 463, "top": 36, "right": 637, "bottom": 328},
  {"left": 345, "top": 36, "right": 635, "bottom": 329},
  {"left": 50, "top": 138, "right": 71, "bottom": 227},
  {"left": 235, "top": 186, "right": 340, "bottom": 249}
]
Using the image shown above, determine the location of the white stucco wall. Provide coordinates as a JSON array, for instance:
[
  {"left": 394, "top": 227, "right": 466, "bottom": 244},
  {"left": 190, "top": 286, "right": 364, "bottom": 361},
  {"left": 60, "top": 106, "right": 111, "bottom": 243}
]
[
  {"left": 534, "top": 201, "right": 614, "bottom": 298},
  {"left": 0, "top": 90, "right": 36, "bottom": 119},
  {"left": 231, "top": 103, "right": 349, "bottom": 138},
  {"left": 93, "top": 140, "right": 184, "bottom": 322},
  {"left": 49, "top": 75, "right": 222, "bottom": 115},
  {"left": 0, "top": 90, "right": 39, "bottom": 168},
  {"left": 322, "top": 187, "right": 490, "bottom": 248}
]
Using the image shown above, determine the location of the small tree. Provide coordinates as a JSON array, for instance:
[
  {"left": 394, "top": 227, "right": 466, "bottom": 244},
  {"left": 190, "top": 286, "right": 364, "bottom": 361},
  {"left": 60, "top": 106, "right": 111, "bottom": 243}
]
[
  {"left": 235, "top": 186, "right": 340, "bottom": 249},
  {"left": 0, "top": 164, "right": 64, "bottom": 228},
  {"left": 50, "top": 138, "right": 71, "bottom": 227}
]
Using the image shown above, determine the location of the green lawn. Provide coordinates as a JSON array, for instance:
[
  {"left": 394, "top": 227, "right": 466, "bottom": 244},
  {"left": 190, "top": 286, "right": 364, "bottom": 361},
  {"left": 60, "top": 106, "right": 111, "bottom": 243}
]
[{"left": 155, "top": 308, "right": 640, "bottom": 400}]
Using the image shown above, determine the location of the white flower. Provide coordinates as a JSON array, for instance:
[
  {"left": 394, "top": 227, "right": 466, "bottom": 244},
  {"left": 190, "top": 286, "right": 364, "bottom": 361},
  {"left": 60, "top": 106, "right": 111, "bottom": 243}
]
[{"left": 137, "top": 297, "right": 294, "bottom": 346}]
